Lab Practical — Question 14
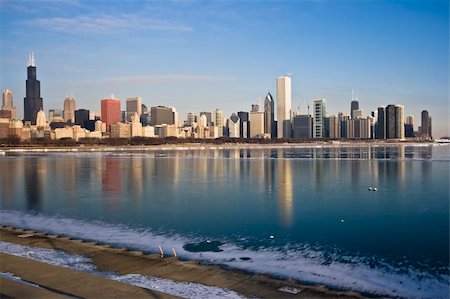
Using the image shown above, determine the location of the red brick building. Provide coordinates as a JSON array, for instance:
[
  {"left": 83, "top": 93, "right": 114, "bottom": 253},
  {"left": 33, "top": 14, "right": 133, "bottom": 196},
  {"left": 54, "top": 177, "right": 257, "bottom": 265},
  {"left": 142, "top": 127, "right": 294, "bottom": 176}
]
[{"left": 101, "top": 99, "right": 121, "bottom": 132}]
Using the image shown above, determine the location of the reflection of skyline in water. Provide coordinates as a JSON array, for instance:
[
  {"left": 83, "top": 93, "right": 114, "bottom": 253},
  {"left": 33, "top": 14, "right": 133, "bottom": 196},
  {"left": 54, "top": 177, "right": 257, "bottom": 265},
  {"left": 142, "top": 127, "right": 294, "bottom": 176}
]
[
  {"left": 0, "top": 146, "right": 448, "bottom": 284},
  {"left": 0, "top": 145, "right": 444, "bottom": 218}
]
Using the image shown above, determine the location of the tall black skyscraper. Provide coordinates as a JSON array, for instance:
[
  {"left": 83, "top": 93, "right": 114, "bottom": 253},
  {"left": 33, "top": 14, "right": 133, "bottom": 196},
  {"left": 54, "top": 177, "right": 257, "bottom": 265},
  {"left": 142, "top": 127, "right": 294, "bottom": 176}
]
[
  {"left": 264, "top": 91, "right": 275, "bottom": 138},
  {"left": 23, "top": 52, "right": 43, "bottom": 124},
  {"left": 350, "top": 89, "right": 359, "bottom": 119}
]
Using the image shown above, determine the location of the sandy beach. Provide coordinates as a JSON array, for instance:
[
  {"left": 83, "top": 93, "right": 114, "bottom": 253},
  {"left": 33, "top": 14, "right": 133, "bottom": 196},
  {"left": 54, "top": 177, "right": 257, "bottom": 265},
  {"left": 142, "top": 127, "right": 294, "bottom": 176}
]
[{"left": 0, "top": 226, "right": 375, "bottom": 298}]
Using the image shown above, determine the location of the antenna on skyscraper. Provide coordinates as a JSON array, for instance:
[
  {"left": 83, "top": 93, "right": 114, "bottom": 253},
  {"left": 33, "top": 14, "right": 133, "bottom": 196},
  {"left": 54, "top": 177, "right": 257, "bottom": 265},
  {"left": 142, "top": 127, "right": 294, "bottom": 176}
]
[{"left": 352, "top": 89, "right": 355, "bottom": 101}]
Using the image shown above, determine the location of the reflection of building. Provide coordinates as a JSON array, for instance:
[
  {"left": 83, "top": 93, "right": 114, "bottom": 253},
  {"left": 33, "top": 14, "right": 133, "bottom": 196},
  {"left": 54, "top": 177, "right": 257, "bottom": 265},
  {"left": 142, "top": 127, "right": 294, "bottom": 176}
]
[
  {"left": 24, "top": 158, "right": 45, "bottom": 211},
  {"left": 277, "top": 149, "right": 293, "bottom": 227},
  {"left": 102, "top": 157, "right": 122, "bottom": 201},
  {"left": 276, "top": 76, "right": 292, "bottom": 138}
]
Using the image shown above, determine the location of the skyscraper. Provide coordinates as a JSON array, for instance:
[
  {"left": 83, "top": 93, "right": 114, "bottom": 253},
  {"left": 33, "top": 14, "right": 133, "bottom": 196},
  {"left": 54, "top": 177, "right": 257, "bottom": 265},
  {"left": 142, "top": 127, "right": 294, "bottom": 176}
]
[
  {"left": 24, "top": 52, "right": 43, "bottom": 124},
  {"left": 200, "top": 112, "right": 212, "bottom": 126},
  {"left": 376, "top": 106, "right": 386, "bottom": 139},
  {"left": 328, "top": 115, "right": 340, "bottom": 138},
  {"left": 63, "top": 96, "right": 76, "bottom": 123},
  {"left": 2, "top": 89, "right": 16, "bottom": 118},
  {"left": 227, "top": 113, "right": 240, "bottom": 138},
  {"left": 276, "top": 76, "right": 292, "bottom": 138},
  {"left": 126, "top": 97, "right": 142, "bottom": 122},
  {"left": 215, "top": 109, "right": 224, "bottom": 137},
  {"left": 101, "top": 98, "right": 121, "bottom": 132},
  {"left": 292, "top": 115, "right": 313, "bottom": 139},
  {"left": 237, "top": 111, "right": 249, "bottom": 138},
  {"left": 386, "top": 104, "right": 404, "bottom": 139},
  {"left": 313, "top": 98, "right": 326, "bottom": 138},
  {"left": 150, "top": 106, "right": 175, "bottom": 126},
  {"left": 264, "top": 91, "right": 275, "bottom": 138},
  {"left": 75, "top": 109, "right": 90, "bottom": 128},
  {"left": 405, "top": 115, "right": 414, "bottom": 138},
  {"left": 421, "top": 110, "right": 432, "bottom": 139},
  {"left": 350, "top": 89, "right": 359, "bottom": 119},
  {"left": 249, "top": 110, "right": 264, "bottom": 138}
]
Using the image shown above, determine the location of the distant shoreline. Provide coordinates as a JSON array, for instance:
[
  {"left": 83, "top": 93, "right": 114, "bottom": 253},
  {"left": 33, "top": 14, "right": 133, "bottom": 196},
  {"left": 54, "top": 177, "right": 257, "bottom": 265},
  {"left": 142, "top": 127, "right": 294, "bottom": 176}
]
[{"left": 0, "top": 139, "right": 437, "bottom": 152}]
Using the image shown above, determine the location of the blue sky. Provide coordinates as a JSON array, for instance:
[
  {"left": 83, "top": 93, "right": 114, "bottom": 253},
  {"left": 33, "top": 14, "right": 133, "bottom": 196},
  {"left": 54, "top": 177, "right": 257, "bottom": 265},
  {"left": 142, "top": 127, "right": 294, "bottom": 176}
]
[{"left": 0, "top": 0, "right": 448, "bottom": 136}]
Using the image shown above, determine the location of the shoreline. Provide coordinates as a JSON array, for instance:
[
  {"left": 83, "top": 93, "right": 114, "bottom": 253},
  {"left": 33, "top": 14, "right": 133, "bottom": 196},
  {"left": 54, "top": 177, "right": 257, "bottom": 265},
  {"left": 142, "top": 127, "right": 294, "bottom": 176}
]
[
  {"left": 0, "top": 225, "right": 374, "bottom": 298},
  {"left": 0, "top": 140, "right": 438, "bottom": 153}
]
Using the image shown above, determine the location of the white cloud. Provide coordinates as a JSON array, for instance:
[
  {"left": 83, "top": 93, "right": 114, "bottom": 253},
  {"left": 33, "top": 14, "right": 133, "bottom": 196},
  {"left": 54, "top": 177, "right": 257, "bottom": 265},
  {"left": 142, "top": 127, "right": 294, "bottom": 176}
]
[{"left": 23, "top": 14, "right": 192, "bottom": 34}]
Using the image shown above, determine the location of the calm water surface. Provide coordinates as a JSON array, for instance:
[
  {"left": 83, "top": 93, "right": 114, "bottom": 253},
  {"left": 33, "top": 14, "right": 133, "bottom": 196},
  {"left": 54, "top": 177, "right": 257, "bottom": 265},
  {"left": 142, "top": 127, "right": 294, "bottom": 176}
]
[{"left": 1, "top": 145, "right": 449, "bottom": 298}]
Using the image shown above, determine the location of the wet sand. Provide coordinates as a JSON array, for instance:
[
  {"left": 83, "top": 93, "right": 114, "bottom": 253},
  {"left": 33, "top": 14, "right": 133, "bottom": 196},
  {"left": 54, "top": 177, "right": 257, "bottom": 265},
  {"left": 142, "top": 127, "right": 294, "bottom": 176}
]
[{"left": 0, "top": 226, "right": 376, "bottom": 298}]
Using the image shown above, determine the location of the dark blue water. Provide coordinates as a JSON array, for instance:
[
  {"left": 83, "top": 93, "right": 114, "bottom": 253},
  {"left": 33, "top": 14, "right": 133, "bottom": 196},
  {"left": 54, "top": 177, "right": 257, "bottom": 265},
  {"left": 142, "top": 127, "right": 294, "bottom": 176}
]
[{"left": 1, "top": 145, "right": 449, "bottom": 298}]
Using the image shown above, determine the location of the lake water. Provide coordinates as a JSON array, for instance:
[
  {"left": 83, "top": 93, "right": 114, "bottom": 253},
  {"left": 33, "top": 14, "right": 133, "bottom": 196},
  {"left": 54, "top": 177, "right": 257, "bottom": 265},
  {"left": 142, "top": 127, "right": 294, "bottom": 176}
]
[{"left": 1, "top": 144, "right": 449, "bottom": 298}]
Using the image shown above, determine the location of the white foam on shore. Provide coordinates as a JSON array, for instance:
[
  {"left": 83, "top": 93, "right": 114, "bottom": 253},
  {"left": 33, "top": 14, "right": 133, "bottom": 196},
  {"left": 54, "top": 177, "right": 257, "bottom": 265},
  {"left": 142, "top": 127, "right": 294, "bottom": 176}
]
[
  {"left": 1, "top": 210, "right": 449, "bottom": 299},
  {"left": 0, "top": 241, "right": 245, "bottom": 299}
]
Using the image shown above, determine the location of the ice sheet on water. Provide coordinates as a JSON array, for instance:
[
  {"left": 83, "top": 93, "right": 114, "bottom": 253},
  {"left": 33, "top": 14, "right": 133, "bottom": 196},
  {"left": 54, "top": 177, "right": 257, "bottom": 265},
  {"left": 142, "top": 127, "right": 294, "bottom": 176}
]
[
  {"left": 1, "top": 209, "right": 449, "bottom": 299},
  {"left": 0, "top": 241, "right": 246, "bottom": 299}
]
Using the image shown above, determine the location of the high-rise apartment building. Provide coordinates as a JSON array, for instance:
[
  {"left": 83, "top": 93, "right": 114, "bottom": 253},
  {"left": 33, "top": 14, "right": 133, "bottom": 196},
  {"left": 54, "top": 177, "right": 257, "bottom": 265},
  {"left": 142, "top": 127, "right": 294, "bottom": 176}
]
[
  {"left": 386, "top": 104, "right": 404, "bottom": 139},
  {"left": 328, "top": 115, "right": 340, "bottom": 138},
  {"left": 126, "top": 97, "right": 142, "bottom": 122},
  {"left": 24, "top": 52, "right": 43, "bottom": 124},
  {"left": 313, "top": 98, "right": 326, "bottom": 138},
  {"left": 276, "top": 76, "right": 292, "bottom": 138},
  {"left": 264, "top": 92, "right": 275, "bottom": 138},
  {"left": 420, "top": 110, "right": 432, "bottom": 139},
  {"left": 376, "top": 106, "right": 386, "bottom": 139},
  {"left": 2, "top": 89, "right": 16, "bottom": 118},
  {"left": 101, "top": 98, "right": 121, "bottom": 132},
  {"left": 63, "top": 96, "right": 76, "bottom": 123}
]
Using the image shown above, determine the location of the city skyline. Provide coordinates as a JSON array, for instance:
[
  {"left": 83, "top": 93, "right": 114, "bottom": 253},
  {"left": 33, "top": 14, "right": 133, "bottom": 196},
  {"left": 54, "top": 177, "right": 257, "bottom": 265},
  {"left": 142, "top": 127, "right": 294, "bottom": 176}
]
[{"left": 0, "top": 0, "right": 448, "bottom": 137}]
